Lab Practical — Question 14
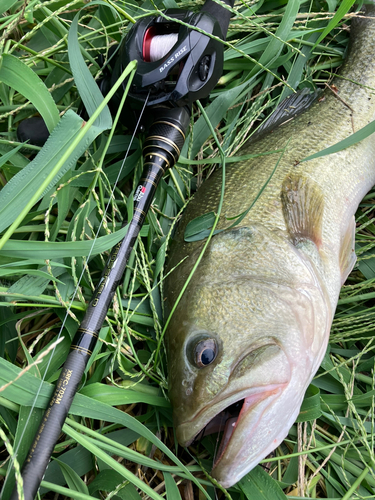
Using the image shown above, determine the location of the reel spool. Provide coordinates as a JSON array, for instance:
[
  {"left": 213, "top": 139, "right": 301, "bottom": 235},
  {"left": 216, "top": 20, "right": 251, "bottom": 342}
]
[{"left": 143, "top": 31, "right": 179, "bottom": 62}]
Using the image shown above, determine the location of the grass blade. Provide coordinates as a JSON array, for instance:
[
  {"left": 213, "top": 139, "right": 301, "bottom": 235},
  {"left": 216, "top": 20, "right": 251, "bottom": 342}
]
[
  {"left": 313, "top": 0, "right": 357, "bottom": 48},
  {"left": 0, "top": 111, "right": 94, "bottom": 234},
  {"left": 301, "top": 118, "right": 375, "bottom": 162},
  {"left": 68, "top": 8, "right": 112, "bottom": 129},
  {"left": 0, "top": 224, "right": 148, "bottom": 259},
  {"left": 0, "top": 54, "right": 60, "bottom": 132}
]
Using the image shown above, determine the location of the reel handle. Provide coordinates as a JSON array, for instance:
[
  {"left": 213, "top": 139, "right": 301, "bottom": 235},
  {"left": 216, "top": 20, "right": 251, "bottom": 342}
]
[{"left": 201, "top": 0, "right": 235, "bottom": 41}]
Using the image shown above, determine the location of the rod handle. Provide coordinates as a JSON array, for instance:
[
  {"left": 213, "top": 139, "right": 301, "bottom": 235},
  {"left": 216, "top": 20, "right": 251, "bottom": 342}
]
[{"left": 141, "top": 107, "right": 190, "bottom": 175}]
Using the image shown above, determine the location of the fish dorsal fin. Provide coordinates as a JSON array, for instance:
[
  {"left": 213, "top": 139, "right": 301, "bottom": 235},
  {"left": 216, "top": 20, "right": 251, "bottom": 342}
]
[
  {"left": 281, "top": 174, "right": 324, "bottom": 249},
  {"left": 253, "top": 89, "right": 320, "bottom": 139},
  {"left": 339, "top": 215, "right": 357, "bottom": 285}
]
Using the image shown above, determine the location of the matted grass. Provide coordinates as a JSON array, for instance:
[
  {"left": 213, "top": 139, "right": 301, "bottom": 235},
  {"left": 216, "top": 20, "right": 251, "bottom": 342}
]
[{"left": 0, "top": 0, "right": 374, "bottom": 499}]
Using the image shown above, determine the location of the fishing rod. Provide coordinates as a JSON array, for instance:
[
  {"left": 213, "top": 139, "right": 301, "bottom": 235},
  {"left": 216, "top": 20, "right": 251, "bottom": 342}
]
[{"left": 8, "top": 1, "right": 233, "bottom": 498}]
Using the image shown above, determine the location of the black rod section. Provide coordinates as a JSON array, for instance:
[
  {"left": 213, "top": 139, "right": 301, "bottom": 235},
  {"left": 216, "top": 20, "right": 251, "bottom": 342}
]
[{"left": 9, "top": 106, "right": 190, "bottom": 500}]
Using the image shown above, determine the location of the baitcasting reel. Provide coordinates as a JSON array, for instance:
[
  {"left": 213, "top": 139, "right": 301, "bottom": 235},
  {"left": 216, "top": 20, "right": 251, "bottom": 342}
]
[
  {"left": 18, "top": 4, "right": 231, "bottom": 145},
  {"left": 111, "top": 7, "right": 226, "bottom": 108}
]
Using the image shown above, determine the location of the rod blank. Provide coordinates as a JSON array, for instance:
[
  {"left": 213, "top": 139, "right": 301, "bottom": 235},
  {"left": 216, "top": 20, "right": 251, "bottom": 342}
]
[{"left": 9, "top": 106, "right": 190, "bottom": 500}]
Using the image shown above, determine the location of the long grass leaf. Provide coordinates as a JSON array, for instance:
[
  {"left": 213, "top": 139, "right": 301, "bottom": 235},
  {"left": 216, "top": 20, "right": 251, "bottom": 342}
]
[
  {"left": 63, "top": 426, "right": 164, "bottom": 500},
  {"left": 68, "top": 9, "right": 112, "bottom": 129},
  {"left": 79, "top": 382, "right": 170, "bottom": 407},
  {"left": 32, "top": 481, "right": 100, "bottom": 500},
  {"left": 0, "top": 145, "right": 23, "bottom": 169},
  {"left": 54, "top": 459, "right": 89, "bottom": 495},
  {"left": 181, "top": 80, "right": 250, "bottom": 158},
  {"left": 0, "top": 111, "right": 92, "bottom": 234},
  {"left": 239, "top": 466, "right": 288, "bottom": 500},
  {"left": 0, "top": 224, "right": 148, "bottom": 259},
  {"left": 0, "top": 54, "right": 60, "bottom": 132},
  {"left": 0, "top": 62, "right": 136, "bottom": 248},
  {"left": 0, "top": 406, "right": 43, "bottom": 499},
  {"left": 301, "top": 118, "right": 375, "bottom": 162},
  {"left": 164, "top": 472, "right": 182, "bottom": 500},
  {"left": 0, "top": 0, "right": 18, "bottom": 16},
  {"left": 249, "top": 0, "right": 300, "bottom": 79}
]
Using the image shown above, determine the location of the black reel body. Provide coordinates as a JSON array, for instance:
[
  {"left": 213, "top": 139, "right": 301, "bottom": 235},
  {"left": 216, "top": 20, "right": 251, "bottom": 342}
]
[
  {"left": 112, "top": 9, "right": 225, "bottom": 107},
  {"left": 18, "top": 8, "right": 228, "bottom": 145}
]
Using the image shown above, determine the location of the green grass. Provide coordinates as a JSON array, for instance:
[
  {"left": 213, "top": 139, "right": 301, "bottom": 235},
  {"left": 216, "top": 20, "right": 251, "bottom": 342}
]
[{"left": 1, "top": 0, "right": 375, "bottom": 499}]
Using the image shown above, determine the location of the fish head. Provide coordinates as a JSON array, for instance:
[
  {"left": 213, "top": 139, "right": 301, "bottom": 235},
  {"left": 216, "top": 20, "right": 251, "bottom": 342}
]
[{"left": 166, "top": 224, "right": 331, "bottom": 487}]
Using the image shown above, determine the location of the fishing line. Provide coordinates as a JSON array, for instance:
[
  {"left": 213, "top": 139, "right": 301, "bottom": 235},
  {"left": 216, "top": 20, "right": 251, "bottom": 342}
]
[
  {"left": 3, "top": 89, "right": 151, "bottom": 492},
  {"left": 212, "top": 412, "right": 226, "bottom": 467},
  {"left": 144, "top": 33, "right": 178, "bottom": 62}
]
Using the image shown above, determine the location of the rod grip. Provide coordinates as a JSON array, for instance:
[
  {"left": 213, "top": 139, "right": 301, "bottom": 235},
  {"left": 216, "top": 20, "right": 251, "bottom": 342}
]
[
  {"left": 142, "top": 107, "right": 190, "bottom": 169},
  {"left": 9, "top": 350, "right": 89, "bottom": 500}
]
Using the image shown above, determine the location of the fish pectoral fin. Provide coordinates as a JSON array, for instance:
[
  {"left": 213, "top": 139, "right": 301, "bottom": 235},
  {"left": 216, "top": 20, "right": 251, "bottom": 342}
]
[
  {"left": 281, "top": 174, "right": 324, "bottom": 249},
  {"left": 252, "top": 88, "right": 320, "bottom": 139},
  {"left": 339, "top": 215, "right": 357, "bottom": 285}
]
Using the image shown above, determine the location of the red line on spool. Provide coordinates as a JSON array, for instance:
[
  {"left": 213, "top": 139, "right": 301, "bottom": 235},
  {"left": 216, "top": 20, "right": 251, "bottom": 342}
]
[{"left": 143, "top": 27, "right": 156, "bottom": 62}]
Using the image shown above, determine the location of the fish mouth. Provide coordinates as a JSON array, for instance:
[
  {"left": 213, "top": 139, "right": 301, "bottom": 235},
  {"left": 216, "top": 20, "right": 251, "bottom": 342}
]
[{"left": 189, "top": 384, "right": 285, "bottom": 468}]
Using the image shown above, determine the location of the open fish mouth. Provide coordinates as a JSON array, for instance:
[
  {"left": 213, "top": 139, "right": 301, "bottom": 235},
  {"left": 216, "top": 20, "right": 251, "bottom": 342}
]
[
  {"left": 181, "top": 383, "right": 286, "bottom": 468},
  {"left": 193, "top": 398, "right": 246, "bottom": 465}
]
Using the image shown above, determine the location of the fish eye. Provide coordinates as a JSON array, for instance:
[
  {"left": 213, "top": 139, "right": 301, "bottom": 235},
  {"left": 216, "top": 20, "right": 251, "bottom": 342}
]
[{"left": 194, "top": 338, "right": 217, "bottom": 368}]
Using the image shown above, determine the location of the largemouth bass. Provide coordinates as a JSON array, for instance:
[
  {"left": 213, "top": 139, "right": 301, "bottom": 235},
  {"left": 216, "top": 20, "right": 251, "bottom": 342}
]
[{"left": 165, "top": 4, "right": 375, "bottom": 489}]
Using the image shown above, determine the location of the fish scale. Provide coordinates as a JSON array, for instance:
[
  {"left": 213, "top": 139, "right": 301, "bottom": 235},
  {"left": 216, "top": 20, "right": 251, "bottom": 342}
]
[{"left": 165, "top": 3, "right": 375, "bottom": 489}]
